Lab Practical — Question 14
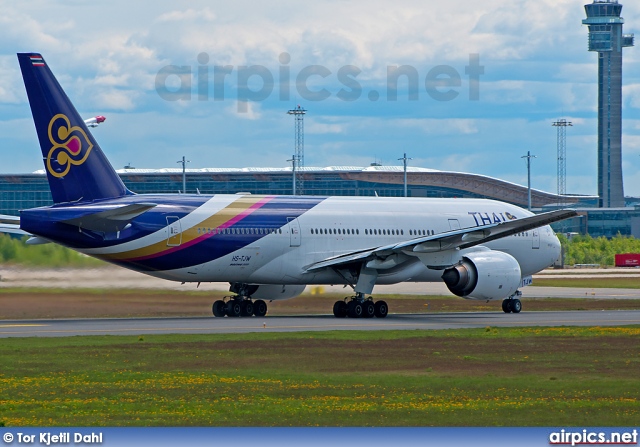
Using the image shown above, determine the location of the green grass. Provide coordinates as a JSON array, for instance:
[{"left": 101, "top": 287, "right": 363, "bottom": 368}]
[
  {"left": 0, "top": 234, "right": 105, "bottom": 268},
  {"left": 533, "top": 277, "right": 640, "bottom": 289},
  {"left": 0, "top": 327, "right": 638, "bottom": 426}
]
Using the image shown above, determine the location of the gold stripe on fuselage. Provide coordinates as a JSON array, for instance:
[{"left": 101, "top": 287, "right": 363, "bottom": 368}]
[{"left": 99, "top": 195, "right": 272, "bottom": 262}]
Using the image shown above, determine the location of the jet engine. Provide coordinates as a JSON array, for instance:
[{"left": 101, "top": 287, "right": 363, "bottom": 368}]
[
  {"left": 441, "top": 250, "right": 521, "bottom": 300},
  {"left": 249, "top": 284, "right": 306, "bottom": 301}
]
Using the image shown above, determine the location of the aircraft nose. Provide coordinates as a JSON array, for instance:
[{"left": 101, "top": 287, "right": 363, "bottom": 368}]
[{"left": 548, "top": 228, "right": 562, "bottom": 259}]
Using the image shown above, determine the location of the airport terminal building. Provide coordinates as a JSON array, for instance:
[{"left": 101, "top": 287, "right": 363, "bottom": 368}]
[{"left": 2, "top": 165, "right": 639, "bottom": 238}]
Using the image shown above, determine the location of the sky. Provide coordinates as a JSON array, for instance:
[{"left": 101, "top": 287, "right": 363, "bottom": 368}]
[{"left": 1, "top": 0, "right": 639, "bottom": 197}]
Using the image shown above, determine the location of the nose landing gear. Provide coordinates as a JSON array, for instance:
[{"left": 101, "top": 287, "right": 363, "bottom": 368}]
[{"left": 501, "top": 291, "right": 522, "bottom": 313}]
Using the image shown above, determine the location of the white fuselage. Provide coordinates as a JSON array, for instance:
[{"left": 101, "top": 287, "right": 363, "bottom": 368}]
[{"left": 99, "top": 196, "right": 560, "bottom": 289}]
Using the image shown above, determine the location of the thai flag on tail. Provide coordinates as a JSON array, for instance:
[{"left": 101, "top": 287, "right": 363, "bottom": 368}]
[{"left": 30, "top": 55, "right": 45, "bottom": 66}]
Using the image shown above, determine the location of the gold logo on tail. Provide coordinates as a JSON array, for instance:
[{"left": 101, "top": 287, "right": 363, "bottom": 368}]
[{"left": 46, "top": 114, "right": 93, "bottom": 178}]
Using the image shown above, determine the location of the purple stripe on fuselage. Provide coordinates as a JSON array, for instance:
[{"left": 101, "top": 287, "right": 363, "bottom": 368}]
[
  {"left": 128, "top": 196, "right": 277, "bottom": 262},
  {"left": 112, "top": 196, "right": 326, "bottom": 272}
]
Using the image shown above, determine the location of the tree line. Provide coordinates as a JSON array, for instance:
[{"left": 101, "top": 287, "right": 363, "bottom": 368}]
[
  {"left": 1, "top": 233, "right": 640, "bottom": 268},
  {"left": 557, "top": 233, "right": 640, "bottom": 266}
]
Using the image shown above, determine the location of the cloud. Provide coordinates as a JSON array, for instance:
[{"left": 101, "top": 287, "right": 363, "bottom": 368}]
[
  {"left": 0, "top": 0, "right": 638, "bottom": 199},
  {"left": 157, "top": 8, "right": 216, "bottom": 22},
  {"left": 0, "top": 57, "right": 22, "bottom": 104},
  {"left": 226, "top": 100, "right": 262, "bottom": 120},
  {"left": 94, "top": 90, "right": 139, "bottom": 111},
  {"left": 624, "top": 84, "right": 640, "bottom": 110},
  {"left": 306, "top": 121, "right": 345, "bottom": 134},
  {"left": 395, "top": 118, "right": 479, "bottom": 135}
]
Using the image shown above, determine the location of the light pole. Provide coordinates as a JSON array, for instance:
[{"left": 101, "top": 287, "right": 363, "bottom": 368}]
[
  {"left": 398, "top": 152, "right": 413, "bottom": 197},
  {"left": 177, "top": 156, "right": 190, "bottom": 193},
  {"left": 521, "top": 151, "right": 537, "bottom": 211},
  {"left": 286, "top": 155, "right": 297, "bottom": 195}
]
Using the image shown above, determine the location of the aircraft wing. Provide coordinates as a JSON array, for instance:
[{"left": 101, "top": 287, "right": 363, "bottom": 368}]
[
  {"left": 305, "top": 209, "right": 577, "bottom": 272},
  {"left": 61, "top": 203, "right": 157, "bottom": 233}
]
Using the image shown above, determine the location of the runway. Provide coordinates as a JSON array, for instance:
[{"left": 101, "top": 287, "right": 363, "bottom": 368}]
[
  {"left": 1, "top": 310, "right": 639, "bottom": 338},
  {"left": 2, "top": 267, "right": 638, "bottom": 299}
]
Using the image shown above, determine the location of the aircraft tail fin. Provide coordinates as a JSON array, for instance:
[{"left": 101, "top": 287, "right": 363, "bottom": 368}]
[{"left": 17, "top": 53, "right": 129, "bottom": 204}]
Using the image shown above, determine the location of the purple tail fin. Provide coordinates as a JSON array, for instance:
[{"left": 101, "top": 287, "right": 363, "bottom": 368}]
[{"left": 18, "top": 53, "right": 129, "bottom": 204}]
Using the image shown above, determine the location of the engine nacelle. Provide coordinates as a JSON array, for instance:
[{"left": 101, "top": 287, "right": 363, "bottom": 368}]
[
  {"left": 441, "top": 250, "right": 521, "bottom": 300},
  {"left": 249, "top": 284, "right": 306, "bottom": 301}
]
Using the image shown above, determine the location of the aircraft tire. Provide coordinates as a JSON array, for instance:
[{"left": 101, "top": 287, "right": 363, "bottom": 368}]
[
  {"left": 374, "top": 300, "right": 388, "bottom": 318},
  {"left": 333, "top": 301, "right": 347, "bottom": 318},
  {"left": 501, "top": 299, "right": 511, "bottom": 313},
  {"left": 253, "top": 300, "right": 267, "bottom": 317},
  {"left": 348, "top": 301, "right": 363, "bottom": 318},
  {"left": 363, "top": 301, "right": 375, "bottom": 318},
  {"left": 511, "top": 299, "right": 522, "bottom": 313},
  {"left": 240, "top": 300, "right": 254, "bottom": 317},
  {"left": 212, "top": 300, "right": 226, "bottom": 317},
  {"left": 226, "top": 300, "right": 242, "bottom": 317}
]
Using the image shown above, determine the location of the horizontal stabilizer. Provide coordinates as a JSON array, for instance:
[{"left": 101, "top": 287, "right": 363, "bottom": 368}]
[
  {"left": 61, "top": 203, "right": 157, "bottom": 233},
  {"left": 0, "top": 214, "right": 20, "bottom": 225},
  {"left": 0, "top": 214, "right": 29, "bottom": 236},
  {"left": 0, "top": 224, "right": 29, "bottom": 237}
]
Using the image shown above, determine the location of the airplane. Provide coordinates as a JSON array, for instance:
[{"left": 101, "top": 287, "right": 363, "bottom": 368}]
[
  {"left": 84, "top": 115, "right": 106, "bottom": 128},
  {"left": 2, "top": 52, "right": 577, "bottom": 319}
]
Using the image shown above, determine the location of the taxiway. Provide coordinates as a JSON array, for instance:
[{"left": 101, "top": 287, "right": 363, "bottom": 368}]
[{"left": 1, "top": 310, "right": 639, "bottom": 338}]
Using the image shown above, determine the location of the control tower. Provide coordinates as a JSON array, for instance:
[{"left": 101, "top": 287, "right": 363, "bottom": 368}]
[{"left": 583, "top": 0, "right": 634, "bottom": 208}]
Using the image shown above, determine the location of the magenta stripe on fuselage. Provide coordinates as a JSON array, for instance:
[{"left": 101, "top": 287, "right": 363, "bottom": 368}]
[{"left": 127, "top": 196, "right": 277, "bottom": 262}]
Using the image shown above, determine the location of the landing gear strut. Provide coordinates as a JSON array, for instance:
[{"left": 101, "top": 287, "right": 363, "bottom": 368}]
[
  {"left": 501, "top": 291, "right": 522, "bottom": 314},
  {"left": 211, "top": 283, "right": 268, "bottom": 318},
  {"left": 333, "top": 293, "right": 388, "bottom": 319}
]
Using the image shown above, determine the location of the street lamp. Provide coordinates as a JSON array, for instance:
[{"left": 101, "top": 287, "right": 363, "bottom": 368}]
[
  {"left": 398, "top": 153, "right": 413, "bottom": 197},
  {"left": 286, "top": 155, "right": 297, "bottom": 195},
  {"left": 177, "top": 156, "right": 190, "bottom": 193},
  {"left": 521, "top": 151, "right": 537, "bottom": 211}
]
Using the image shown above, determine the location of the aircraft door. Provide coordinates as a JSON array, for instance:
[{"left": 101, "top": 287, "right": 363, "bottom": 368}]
[
  {"left": 166, "top": 216, "right": 182, "bottom": 247},
  {"left": 287, "top": 217, "right": 301, "bottom": 247},
  {"left": 532, "top": 229, "right": 540, "bottom": 249},
  {"left": 448, "top": 219, "right": 461, "bottom": 230}
]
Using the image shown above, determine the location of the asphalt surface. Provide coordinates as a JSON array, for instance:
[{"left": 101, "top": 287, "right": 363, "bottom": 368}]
[
  {"left": 1, "top": 310, "right": 639, "bottom": 338},
  {"left": 2, "top": 267, "right": 640, "bottom": 300}
]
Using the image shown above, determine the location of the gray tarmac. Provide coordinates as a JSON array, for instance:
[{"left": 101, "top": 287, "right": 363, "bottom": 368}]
[
  {"left": 2, "top": 266, "right": 639, "bottom": 298},
  {"left": 1, "top": 310, "right": 639, "bottom": 338}
]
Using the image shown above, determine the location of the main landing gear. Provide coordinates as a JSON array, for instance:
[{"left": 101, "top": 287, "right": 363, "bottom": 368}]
[
  {"left": 212, "top": 297, "right": 268, "bottom": 318},
  {"left": 501, "top": 291, "right": 522, "bottom": 314},
  {"left": 332, "top": 293, "right": 388, "bottom": 319},
  {"left": 212, "top": 283, "right": 267, "bottom": 318}
]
